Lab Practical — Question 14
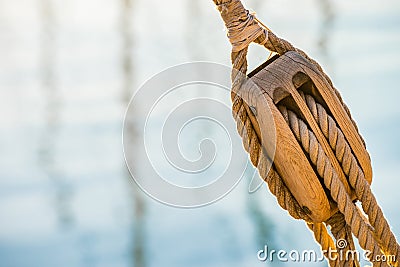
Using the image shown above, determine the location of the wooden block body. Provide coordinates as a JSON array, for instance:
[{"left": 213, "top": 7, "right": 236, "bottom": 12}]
[{"left": 239, "top": 51, "right": 372, "bottom": 222}]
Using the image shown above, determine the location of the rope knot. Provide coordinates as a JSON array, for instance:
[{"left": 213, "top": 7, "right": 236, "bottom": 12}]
[{"left": 216, "top": 0, "right": 265, "bottom": 52}]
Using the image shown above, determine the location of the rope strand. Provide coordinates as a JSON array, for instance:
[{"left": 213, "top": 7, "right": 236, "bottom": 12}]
[
  {"left": 280, "top": 105, "right": 388, "bottom": 267},
  {"left": 300, "top": 91, "right": 400, "bottom": 266},
  {"left": 212, "top": 0, "right": 398, "bottom": 266}
]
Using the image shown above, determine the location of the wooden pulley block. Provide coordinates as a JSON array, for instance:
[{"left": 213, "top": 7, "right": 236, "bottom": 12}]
[{"left": 240, "top": 51, "right": 372, "bottom": 223}]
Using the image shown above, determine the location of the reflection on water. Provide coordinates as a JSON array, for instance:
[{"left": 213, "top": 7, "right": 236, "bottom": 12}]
[
  {"left": 185, "top": 0, "right": 201, "bottom": 61},
  {"left": 0, "top": 0, "right": 399, "bottom": 266},
  {"left": 246, "top": 189, "right": 281, "bottom": 266},
  {"left": 37, "top": 0, "right": 74, "bottom": 229},
  {"left": 120, "top": 0, "right": 147, "bottom": 266},
  {"left": 316, "top": 0, "right": 335, "bottom": 66},
  {"left": 121, "top": 0, "right": 135, "bottom": 103}
]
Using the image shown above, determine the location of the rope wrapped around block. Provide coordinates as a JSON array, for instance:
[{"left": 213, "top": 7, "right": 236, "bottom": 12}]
[{"left": 212, "top": 0, "right": 399, "bottom": 266}]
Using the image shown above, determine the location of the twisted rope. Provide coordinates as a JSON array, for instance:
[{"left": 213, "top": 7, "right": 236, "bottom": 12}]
[
  {"left": 234, "top": 85, "right": 312, "bottom": 221},
  {"left": 279, "top": 105, "right": 388, "bottom": 267},
  {"left": 326, "top": 212, "right": 360, "bottom": 267},
  {"left": 307, "top": 222, "right": 342, "bottom": 267},
  {"left": 215, "top": 0, "right": 365, "bottom": 145},
  {"left": 300, "top": 91, "right": 400, "bottom": 265},
  {"left": 237, "top": 95, "right": 341, "bottom": 264},
  {"left": 215, "top": 0, "right": 353, "bottom": 265},
  {"left": 218, "top": 0, "right": 312, "bottom": 222},
  {"left": 212, "top": 0, "right": 398, "bottom": 266}
]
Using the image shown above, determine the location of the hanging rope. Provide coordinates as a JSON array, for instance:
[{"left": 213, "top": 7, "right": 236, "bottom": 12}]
[
  {"left": 280, "top": 104, "right": 389, "bottom": 266},
  {"left": 212, "top": 0, "right": 399, "bottom": 266}
]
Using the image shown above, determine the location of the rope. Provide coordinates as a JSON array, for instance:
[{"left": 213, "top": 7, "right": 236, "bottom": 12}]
[
  {"left": 215, "top": 0, "right": 365, "bottom": 146},
  {"left": 215, "top": 0, "right": 352, "bottom": 265},
  {"left": 212, "top": 0, "right": 399, "bottom": 266},
  {"left": 236, "top": 88, "right": 342, "bottom": 265},
  {"left": 234, "top": 87, "right": 311, "bottom": 221},
  {"left": 326, "top": 212, "right": 360, "bottom": 267},
  {"left": 279, "top": 105, "right": 388, "bottom": 266},
  {"left": 300, "top": 91, "right": 400, "bottom": 265},
  {"left": 307, "top": 222, "right": 341, "bottom": 267}
]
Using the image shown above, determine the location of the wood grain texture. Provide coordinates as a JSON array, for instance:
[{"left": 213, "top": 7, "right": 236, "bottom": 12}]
[
  {"left": 241, "top": 78, "right": 331, "bottom": 222},
  {"left": 286, "top": 52, "right": 372, "bottom": 183},
  {"left": 243, "top": 51, "right": 372, "bottom": 222}
]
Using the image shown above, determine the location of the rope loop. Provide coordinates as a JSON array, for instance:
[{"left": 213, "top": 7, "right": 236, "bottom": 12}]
[
  {"left": 215, "top": 0, "right": 266, "bottom": 52},
  {"left": 212, "top": 0, "right": 399, "bottom": 266}
]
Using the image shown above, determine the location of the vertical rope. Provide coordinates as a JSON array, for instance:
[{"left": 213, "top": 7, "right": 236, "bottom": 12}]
[{"left": 212, "top": 0, "right": 399, "bottom": 266}]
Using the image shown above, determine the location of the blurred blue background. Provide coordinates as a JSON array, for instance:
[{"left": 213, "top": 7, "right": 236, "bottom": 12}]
[{"left": 0, "top": 0, "right": 399, "bottom": 266}]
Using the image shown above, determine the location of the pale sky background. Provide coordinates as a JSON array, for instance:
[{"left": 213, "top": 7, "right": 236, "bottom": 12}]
[{"left": 0, "top": 0, "right": 399, "bottom": 266}]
